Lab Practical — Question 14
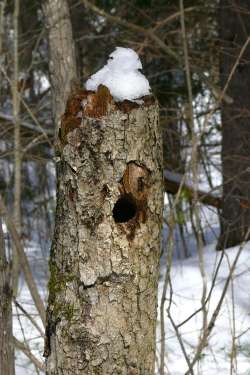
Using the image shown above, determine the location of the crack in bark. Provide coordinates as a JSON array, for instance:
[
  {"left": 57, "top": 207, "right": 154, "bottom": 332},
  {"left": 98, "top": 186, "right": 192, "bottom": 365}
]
[{"left": 79, "top": 272, "right": 134, "bottom": 289}]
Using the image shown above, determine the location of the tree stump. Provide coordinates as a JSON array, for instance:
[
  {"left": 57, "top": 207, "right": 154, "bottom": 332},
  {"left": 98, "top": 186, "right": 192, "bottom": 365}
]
[{"left": 45, "top": 85, "right": 163, "bottom": 375}]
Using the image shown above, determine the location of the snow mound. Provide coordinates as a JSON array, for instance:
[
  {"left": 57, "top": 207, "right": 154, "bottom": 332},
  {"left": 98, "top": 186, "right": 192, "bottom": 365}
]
[{"left": 85, "top": 47, "right": 151, "bottom": 102}]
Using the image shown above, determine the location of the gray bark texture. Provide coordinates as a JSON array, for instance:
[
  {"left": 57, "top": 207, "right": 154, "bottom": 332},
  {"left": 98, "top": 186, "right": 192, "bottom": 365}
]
[
  {"left": 45, "top": 87, "right": 163, "bottom": 375},
  {"left": 0, "top": 218, "right": 15, "bottom": 375},
  {"left": 43, "top": 0, "right": 78, "bottom": 135},
  {"left": 218, "top": 0, "right": 250, "bottom": 249}
]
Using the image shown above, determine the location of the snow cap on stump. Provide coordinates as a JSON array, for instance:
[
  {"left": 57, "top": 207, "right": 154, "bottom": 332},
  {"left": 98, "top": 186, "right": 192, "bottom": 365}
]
[{"left": 85, "top": 47, "right": 151, "bottom": 102}]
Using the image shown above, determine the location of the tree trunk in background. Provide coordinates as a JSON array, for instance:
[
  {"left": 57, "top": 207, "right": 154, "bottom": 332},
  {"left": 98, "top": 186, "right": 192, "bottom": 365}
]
[
  {"left": 218, "top": 0, "right": 250, "bottom": 249},
  {"left": 162, "top": 115, "right": 184, "bottom": 175},
  {"left": 0, "top": 218, "right": 15, "bottom": 375},
  {"left": 44, "top": 88, "right": 163, "bottom": 374},
  {"left": 0, "top": 4, "right": 15, "bottom": 374},
  {"left": 43, "top": 0, "right": 78, "bottom": 135},
  {"left": 12, "top": 0, "right": 21, "bottom": 298}
]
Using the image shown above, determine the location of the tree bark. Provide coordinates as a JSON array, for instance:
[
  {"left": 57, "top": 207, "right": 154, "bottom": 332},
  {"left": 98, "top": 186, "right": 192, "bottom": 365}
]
[
  {"left": 43, "top": 0, "right": 78, "bottom": 135},
  {"left": 218, "top": 0, "right": 250, "bottom": 249},
  {"left": 12, "top": 0, "right": 21, "bottom": 298},
  {"left": 44, "top": 88, "right": 163, "bottom": 375},
  {"left": 0, "top": 218, "right": 15, "bottom": 375},
  {"left": 0, "top": 3, "right": 15, "bottom": 373}
]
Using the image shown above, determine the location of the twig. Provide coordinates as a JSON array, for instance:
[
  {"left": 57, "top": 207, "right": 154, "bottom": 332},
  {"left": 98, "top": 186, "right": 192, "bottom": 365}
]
[
  {"left": 14, "top": 336, "right": 45, "bottom": 372},
  {"left": 0, "top": 65, "right": 54, "bottom": 147},
  {"left": 153, "top": 7, "right": 196, "bottom": 31},
  {"left": 180, "top": 1, "right": 208, "bottom": 371},
  {"left": 219, "top": 36, "right": 250, "bottom": 103},
  {"left": 159, "top": 172, "right": 188, "bottom": 374},
  {"left": 167, "top": 277, "right": 194, "bottom": 375},
  {"left": 159, "top": 223, "right": 174, "bottom": 375},
  {"left": 22, "top": 134, "right": 48, "bottom": 154},
  {"left": 82, "top": 0, "right": 179, "bottom": 61},
  {"left": 177, "top": 250, "right": 225, "bottom": 328},
  {"left": 185, "top": 229, "right": 250, "bottom": 374},
  {"left": 14, "top": 300, "right": 44, "bottom": 338},
  {"left": 227, "top": 253, "right": 237, "bottom": 375},
  {"left": 0, "top": 195, "right": 46, "bottom": 326},
  {"left": 0, "top": 111, "right": 54, "bottom": 136},
  {"left": 164, "top": 170, "right": 222, "bottom": 208},
  {"left": 81, "top": 0, "right": 233, "bottom": 104}
]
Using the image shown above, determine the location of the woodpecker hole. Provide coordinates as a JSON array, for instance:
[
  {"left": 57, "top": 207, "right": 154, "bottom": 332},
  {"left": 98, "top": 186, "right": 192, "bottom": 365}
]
[{"left": 113, "top": 194, "right": 137, "bottom": 223}]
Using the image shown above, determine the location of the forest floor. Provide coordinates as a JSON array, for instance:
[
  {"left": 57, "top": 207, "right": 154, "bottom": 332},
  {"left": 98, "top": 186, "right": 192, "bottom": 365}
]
[
  {"left": 157, "top": 240, "right": 250, "bottom": 374},
  {"left": 14, "top": 221, "right": 250, "bottom": 375}
]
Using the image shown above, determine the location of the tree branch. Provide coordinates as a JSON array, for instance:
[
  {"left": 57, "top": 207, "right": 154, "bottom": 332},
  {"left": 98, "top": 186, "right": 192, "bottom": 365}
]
[
  {"left": 0, "top": 111, "right": 54, "bottom": 136},
  {"left": 82, "top": 0, "right": 179, "bottom": 61},
  {"left": 0, "top": 196, "right": 46, "bottom": 326},
  {"left": 164, "top": 170, "right": 222, "bottom": 208},
  {"left": 14, "top": 300, "right": 44, "bottom": 338},
  {"left": 14, "top": 336, "right": 45, "bottom": 372},
  {"left": 81, "top": 0, "right": 233, "bottom": 104}
]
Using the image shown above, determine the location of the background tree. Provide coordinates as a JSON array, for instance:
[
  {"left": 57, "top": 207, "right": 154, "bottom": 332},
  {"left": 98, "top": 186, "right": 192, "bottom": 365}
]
[
  {"left": 0, "top": 217, "right": 14, "bottom": 375},
  {"left": 218, "top": 0, "right": 250, "bottom": 249}
]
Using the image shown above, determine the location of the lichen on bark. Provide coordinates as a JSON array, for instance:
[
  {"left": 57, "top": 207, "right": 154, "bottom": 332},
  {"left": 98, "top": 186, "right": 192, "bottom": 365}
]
[{"left": 45, "top": 88, "right": 163, "bottom": 375}]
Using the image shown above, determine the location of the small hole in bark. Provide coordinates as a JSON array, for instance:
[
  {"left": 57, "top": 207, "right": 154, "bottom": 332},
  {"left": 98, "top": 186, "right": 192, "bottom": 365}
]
[{"left": 113, "top": 194, "right": 137, "bottom": 223}]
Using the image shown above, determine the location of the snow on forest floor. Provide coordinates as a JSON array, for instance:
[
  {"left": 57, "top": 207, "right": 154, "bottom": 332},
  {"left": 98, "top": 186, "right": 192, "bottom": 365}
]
[
  {"left": 156, "top": 242, "right": 250, "bottom": 375},
  {"left": 14, "top": 240, "right": 250, "bottom": 374},
  {"left": 14, "top": 244, "right": 47, "bottom": 375}
]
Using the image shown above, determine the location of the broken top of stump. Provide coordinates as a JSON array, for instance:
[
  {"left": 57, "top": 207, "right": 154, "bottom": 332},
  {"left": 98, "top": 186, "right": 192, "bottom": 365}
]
[{"left": 60, "top": 85, "right": 156, "bottom": 146}]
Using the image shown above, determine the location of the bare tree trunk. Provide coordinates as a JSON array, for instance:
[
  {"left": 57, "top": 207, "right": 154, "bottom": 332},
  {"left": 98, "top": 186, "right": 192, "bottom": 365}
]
[
  {"left": 44, "top": 88, "right": 163, "bottom": 375},
  {"left": 218, "top": 0, "right": 250, "bottom": 249},
  {"left": 12, "top": 0, "right": 21, "bottom": 298},
  {"left": 0, "top": 218, "right": 15, "bottom": 375},
  {"left": 0, "top": 1, "right": 6, "bottom": 65},
  {"left": 43, "top": 0, "right": 78, "bottom": 135}
]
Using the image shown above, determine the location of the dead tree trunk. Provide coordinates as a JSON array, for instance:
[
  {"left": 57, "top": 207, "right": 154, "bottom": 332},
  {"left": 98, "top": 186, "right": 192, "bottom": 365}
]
[
  {"left": 0, "top": 218, "right": 15, "bottom": 375},
  {"left": 44, "top": 87, "right": 163, "bottom": 375}
]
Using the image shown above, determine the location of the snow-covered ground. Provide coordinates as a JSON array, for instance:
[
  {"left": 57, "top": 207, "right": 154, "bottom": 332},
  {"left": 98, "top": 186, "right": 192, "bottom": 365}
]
[
  {"left": 14, "top": 287, "right": 44, "bottom": 375},
  {"left": 14, "top": 245, "right": 47, "bottom": 375},
  {"left": 157, "top": 240, "right": 250, "bottom": 374},
  {"left": 13, "top": 234, "right": 250, "bottom": 375}
]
